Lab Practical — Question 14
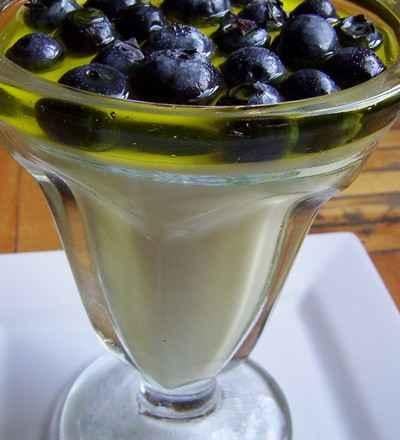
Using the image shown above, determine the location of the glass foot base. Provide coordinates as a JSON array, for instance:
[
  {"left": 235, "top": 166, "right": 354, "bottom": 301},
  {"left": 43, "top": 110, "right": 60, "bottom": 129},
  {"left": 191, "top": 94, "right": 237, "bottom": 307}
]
[{"left": 55, "top": 355, "right": 292, "bottom": 440}]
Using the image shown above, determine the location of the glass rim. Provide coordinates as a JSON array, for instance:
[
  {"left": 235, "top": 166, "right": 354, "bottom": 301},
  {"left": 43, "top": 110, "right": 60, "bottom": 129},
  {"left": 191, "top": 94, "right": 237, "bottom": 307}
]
[{"left": 0, "top": 0, "right": 400, "bottom": 120}]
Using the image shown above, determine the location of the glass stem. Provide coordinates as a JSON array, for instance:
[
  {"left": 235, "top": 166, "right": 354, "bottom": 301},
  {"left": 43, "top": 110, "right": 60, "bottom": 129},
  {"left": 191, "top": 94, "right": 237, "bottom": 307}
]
[{"left": 137, "top": 377, "right": 219, "bottom": 420}]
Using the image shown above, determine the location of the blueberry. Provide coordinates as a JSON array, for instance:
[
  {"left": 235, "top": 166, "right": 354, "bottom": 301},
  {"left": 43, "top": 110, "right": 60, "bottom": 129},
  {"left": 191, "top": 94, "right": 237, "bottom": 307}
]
[
  {"left": 25, "top": 0, "right": 80, "bottom": 30},
  {"left": 92, "top": 40, "right": 144, "bottom": 75},
  {"left": 276, "top": 14, "right": 339, "bottom": 69},
  {"left": 84, "top": 0, "right": 136, "bottom": 20},
  {"left": 291, "top": 0, "right": 337, "bottom": 23},
  {"left": 212, "top": 14, "right": 269, "bottom": 53},
  {"left": 280, "top": 69, "right": 339, "bottom": 100},
  {"left": 6, "top": 33, "right": 64, "bottom": 72},
  {"left": 162, "top": 0, "right": 231, "bottom": 23},
  {"left": 224, "top": 118, "right": 297, "bottom": 162},
  {"left": 294, "top": 113, "right": 361, "bottom": 153},
  {"left": 134, "top": 49, "right": 223, "bottom": 104},
  {"left": 145, "top": 24, "right": 214, "bottom": 58},
  {"left": 239, "top": 0, "right": 287, "bottom": 30},
  {"left": 219, "top": 81, "right": 283, "bottom": 105},
  {"left": 324, "top": 47, "right": 385, "bottom": 88},
  {"left": 36, "top": 98, "right": 114, "bottom": 149},
  {"left": 115, "top": 4, "right": 166, "bottom": 42},
  {"left": 59, "top": 63, "right": 130, "bottom": 98},
  {"left": 336, "top": 15, "right": 383, "bottom": 50},
  {"left": 221, "top": 47, "right": 286, "bottom": 87},
  {"left": 59, "top": 8, "right": 116, "bottom": 55},
  {"left": 114, "top": 119, "right": 218, "bottom": 155},
  {"left": 36, "top": 97, "right": 216, "bottom": 153}
]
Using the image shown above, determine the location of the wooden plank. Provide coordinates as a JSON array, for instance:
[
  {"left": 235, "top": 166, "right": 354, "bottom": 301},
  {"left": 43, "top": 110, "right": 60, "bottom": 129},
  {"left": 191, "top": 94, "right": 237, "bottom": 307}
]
[
  {"left": 311, "top": 222, "right": 400, "bottom": 253},
  {"left": 341, "top": 171, "right": 400, "bottom": 196},
  {"left": 377, "top": 130, "right": 400, "bottom": 148},
  {"left": 16, "top": 168, "right": 60, "bottom": 252},
  {"left": 371, "top": 251, "right": 400, "bottom": 309},
  {"left": 364, "top": 147, "right": 400, "bottom": 171},
  {"left": 0, "top": 150, "right": 20, "bottom": 253},
  {"left": 316, "top": 193, "right": 400, "bottom": 227}
]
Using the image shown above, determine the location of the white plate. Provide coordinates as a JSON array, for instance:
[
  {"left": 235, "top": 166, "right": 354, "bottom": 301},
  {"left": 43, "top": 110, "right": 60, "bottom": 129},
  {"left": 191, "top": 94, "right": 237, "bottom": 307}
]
[{"left": 0, "top": 233, "right": 399, "bottom": 440}]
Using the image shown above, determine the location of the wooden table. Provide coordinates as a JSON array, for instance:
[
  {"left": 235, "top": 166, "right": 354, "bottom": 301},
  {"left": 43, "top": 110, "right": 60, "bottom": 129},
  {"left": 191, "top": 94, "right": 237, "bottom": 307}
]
[{"left": 1, "top": 132, "right": 400, "bottom": 308}]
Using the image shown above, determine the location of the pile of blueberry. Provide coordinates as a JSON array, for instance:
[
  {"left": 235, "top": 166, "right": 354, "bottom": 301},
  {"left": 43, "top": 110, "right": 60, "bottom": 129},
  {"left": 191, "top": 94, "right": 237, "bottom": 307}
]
[{"left": 6, "top": 0, "right": 386, "bottom": 105}]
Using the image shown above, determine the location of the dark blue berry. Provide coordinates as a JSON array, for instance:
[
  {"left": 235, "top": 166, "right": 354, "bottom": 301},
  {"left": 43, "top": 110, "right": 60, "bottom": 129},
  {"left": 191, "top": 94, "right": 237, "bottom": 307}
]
[
  {"left": 134, "top": 49, "right": 223, "bottom": 104},
  {"left": 294, "top": 113, "right": 360, "bottom": 153},
  {"left": 291, "top": 0, "right": 337, "bottom": 23},
  {"left": 25, "top": 0, "right": 80, "bottom": 30},
  {"left": 280, "top": 69, "right": 339, "bottom": 100},
  {"left": 212, "top": 14, "right": 269, "bottom": 53},
  {"left": 145, "top": 24, "right": 214, "bottom": 58},
  {"left": 276, "top": 14, "right": 339, "bottom": 69},
  {"left": 162, "top": 0, "right": 231, "bottom": 23},
  {"left": 239, "top": 0, "right": 287, "bottom": 30},
  {"left": 59, "top": 8, "right": 116, "bottom": 55},
  {"left": 221, "top": 47, "right": 286, "bottom": 87},
  {"left": 36, "top": 99, "right": 113, "bottom": 149},
  {"left": 219, "top": 81, "right": 283, "bottom": 105},
  {"left": 324, "top": 47, "right": 385, "bottom": 88},
  {"left": 336, "top": 15, "right": 383, "bottom": 50},
  {"left": 59, "top": 63, "right": 130, "bottom": 98},
  {"left": 92, "top": 40, "right": 144, "bottom": 76},
  {"left": 84, "top": 0, "right": 136, "bottom": 20},
  {"left": 115, "top": 4, "right": 166, "bottom": 41},
  {"left": 6, "top": 32, "right": 64, "bottom": 72},
  {"left": 224, "top": 118, "right": 295, "bottom": 162}
]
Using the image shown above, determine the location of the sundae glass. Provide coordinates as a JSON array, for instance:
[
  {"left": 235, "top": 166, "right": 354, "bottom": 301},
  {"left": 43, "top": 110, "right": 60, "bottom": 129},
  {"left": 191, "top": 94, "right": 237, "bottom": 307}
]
[{"left": 0, "top": 0, "right": 399, "bottom": 438}]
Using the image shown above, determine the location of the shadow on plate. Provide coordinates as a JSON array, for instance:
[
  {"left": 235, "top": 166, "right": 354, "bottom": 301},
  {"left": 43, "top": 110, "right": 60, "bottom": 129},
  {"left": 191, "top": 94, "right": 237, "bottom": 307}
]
[{"left": 300, "top": 290, "right": 381, "bottom": 440}]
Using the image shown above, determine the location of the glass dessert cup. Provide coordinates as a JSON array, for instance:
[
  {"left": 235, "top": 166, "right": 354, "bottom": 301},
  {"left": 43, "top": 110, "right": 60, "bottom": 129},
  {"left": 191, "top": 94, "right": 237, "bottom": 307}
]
[{"left": 1, "top": 0, "right": 400, "bottom": 438}]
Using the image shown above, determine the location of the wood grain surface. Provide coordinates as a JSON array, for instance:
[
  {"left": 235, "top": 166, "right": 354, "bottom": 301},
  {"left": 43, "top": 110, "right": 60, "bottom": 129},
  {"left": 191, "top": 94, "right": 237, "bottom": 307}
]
[{"left": 1, "top": 133, "right": 399, "bottom": 309}]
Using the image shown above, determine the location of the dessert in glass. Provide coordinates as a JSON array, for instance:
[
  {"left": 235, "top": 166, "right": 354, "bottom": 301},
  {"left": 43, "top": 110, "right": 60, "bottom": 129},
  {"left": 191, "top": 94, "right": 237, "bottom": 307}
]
[{"left": 0, "top": 0, "right": 399, "bottom": 438}]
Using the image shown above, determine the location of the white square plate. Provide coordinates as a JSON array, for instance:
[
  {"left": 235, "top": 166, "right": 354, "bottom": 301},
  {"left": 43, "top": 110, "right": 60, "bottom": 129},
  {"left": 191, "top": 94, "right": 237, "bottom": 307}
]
[{"left": 1, "top": 233, "right": 399, "bottom": 440}]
